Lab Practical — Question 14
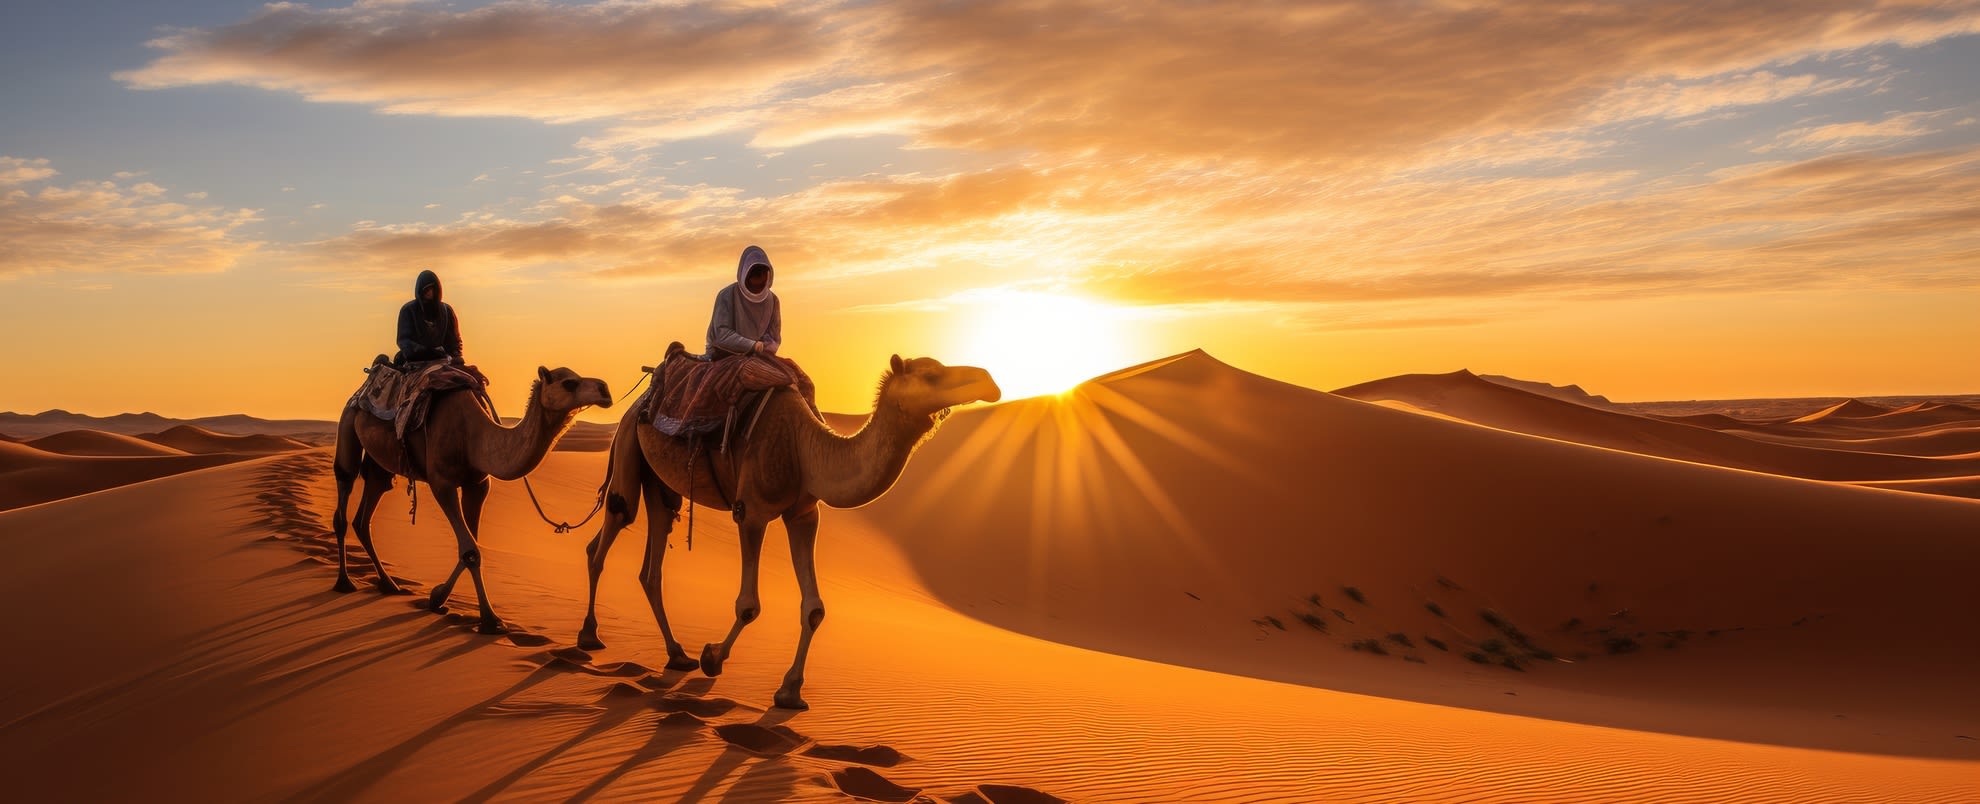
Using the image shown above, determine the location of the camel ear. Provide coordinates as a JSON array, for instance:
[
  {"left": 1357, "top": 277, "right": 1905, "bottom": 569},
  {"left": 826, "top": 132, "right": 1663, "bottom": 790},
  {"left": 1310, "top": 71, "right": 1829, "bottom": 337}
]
[
  {"left": 537, "top": 365, "right": 550, "bottom": 384},
  {"left": 890, "top": 354, "right": 904, "bottom": 374}
]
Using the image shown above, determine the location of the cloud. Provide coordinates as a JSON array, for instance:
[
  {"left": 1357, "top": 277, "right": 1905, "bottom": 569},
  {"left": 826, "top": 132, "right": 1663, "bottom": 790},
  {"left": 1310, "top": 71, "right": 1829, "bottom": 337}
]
[
  {"left": 0, "top": 157, "right": 58, "bottom": 186},
  {"left": 121, "top": 1, "right": 1980, "bottom": 165},
  {"left": 0, "top": 157, "right": 261, "bottom": 276},
  {"left": 122, "top": 2, "right": 1980, "bottom": 320},
  {"left": 1756, "top": 109, "right": 1946, "bottom": 152}
]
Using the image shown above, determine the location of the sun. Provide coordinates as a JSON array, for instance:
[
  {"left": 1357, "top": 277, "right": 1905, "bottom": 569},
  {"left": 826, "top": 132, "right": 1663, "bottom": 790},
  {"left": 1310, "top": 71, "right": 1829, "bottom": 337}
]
[{"left": 949, "top": 290, "right": 1135, "bottom": 400}]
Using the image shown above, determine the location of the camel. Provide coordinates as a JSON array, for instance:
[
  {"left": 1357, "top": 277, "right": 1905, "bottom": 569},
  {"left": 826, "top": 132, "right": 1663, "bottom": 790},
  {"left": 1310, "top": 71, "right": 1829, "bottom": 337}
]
[
  {"left": 332, "top": 365, "right": 614, "bottom": 634},
  {"left": 579, "top": 354, "right": 999, "bottom": 709}
]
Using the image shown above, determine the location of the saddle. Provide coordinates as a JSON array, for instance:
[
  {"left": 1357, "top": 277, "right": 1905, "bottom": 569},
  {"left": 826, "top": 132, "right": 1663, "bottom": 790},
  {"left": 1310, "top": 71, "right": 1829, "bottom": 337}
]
[
  {"left": 643, "top": 342, "right": 808, "bottom": 440},
  {"left": 348, "top": 355, "right": 485, "bottom": 448}
]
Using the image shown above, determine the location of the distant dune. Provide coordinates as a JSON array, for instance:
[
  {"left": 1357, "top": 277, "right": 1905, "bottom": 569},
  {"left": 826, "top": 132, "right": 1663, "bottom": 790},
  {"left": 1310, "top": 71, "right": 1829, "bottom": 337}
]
[
  {"left": 1789, "top": 398, "right": 1893, "bottom": 424},
  {"left": 0, "top": 440, "right": 249, "bottom": 511},
  {"left": 26, "top": 429, "right": 190, "bottom": 457},
  {"left": 0, "top": 409, "right": 335, "bottom": 440},
  {"left": 1478, "top": 374, "right": 1614, "bottom": 407},
  {"left": 1332, "top": 369, "right": 1977, "bottom": 482},
  {"left": 139, "top": 424, "right": 311, "bottom": 454}
]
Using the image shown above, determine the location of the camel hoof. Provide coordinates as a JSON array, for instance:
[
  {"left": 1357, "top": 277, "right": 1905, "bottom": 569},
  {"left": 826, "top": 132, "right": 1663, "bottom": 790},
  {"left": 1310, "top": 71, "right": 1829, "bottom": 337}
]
[
  {"left": 477, "top": 618, "right": 507, "bottom": 635},
  {"left": 773, "top": 688, "right": 809, "bottom": 711},
  {"left": 332, "top": 576, "right": 358, "bottom": 594},
  {"left": 576, "top": 632, "right": 606, "bottom": 651},
  {"left": 427, "top": 585, "right": 452, "bottom": 611},
  {"left": 375, "top": 576, "right": 411, "bottom": 595},
  {"left": 665, "top": 653, "right": 701, "bottom": 672},
  {"left": 699, "top": 643, "right": 725, "bottom": 677}
]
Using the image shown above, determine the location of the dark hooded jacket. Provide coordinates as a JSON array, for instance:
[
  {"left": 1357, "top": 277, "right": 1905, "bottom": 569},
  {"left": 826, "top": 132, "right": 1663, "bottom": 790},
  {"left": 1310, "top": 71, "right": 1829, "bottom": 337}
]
[
  {"left": 704, "top": 245, "right": 782, "bottom": 358},
  {"left": 396, "top": 270, "right": 464, "bottom": 364}
]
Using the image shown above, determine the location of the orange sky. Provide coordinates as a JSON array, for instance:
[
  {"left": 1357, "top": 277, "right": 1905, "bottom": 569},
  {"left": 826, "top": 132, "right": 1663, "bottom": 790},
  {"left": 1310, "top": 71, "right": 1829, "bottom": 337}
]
[{"left": 3, "top": 1, "right": 1978, "bottom": 420}]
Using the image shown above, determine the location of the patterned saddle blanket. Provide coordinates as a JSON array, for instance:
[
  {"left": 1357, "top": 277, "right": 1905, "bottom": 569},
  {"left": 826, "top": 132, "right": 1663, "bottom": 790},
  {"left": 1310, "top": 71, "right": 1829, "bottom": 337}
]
[
  {"left": 347, "top": 357, "right": 485, "bottom": 444},
  {"left": 646, "top": 342, "right": 811, "bottom": 437}
]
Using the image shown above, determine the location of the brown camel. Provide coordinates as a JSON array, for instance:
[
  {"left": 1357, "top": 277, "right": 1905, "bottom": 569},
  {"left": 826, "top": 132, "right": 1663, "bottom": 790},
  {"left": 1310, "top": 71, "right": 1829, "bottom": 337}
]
[
  {"left": 332, "top": 365, "right": 613, "bottom": 634},
  {"left": 579, "top": 354, "right": 999, "bottom": 709}
]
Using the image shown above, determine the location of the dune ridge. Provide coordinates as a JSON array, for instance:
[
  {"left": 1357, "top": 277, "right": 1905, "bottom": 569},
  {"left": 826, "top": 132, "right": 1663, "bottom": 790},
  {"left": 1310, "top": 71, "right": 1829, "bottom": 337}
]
[
  {"left": 140, "top": 424, "right": 310, "bottom": 454},
  {"left": 1333, "top": 368, "right": 1978, "bottom": 482},
  {"left": 26, "top": 429, "right": 189, "bottom": 457}
]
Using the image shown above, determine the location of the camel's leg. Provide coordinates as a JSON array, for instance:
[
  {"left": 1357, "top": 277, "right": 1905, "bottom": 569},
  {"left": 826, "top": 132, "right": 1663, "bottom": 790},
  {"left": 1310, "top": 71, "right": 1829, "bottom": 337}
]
[
  {"left": 350, "top": 458, "right": 405, "bottom": 594},
  {"left": 462, "top": 476, "right": 491, "bottom": 536},
  {"left": 637, "top": 474, "right": 698, "bottom": 671},
  {"left": 579, "top": 428, "right": 646, "bottom": 650},
  {"left": 427, "top": 484, "right": 504, "bottom": 634},
  {"left": 774, "top": 503, "right": 824, "bottom": 710},
  {"left": 700, "top": 519, "right": 768, "bottom": 677},
  {"left": 330, "top": 418, "right": 362, "bottom": 593}
]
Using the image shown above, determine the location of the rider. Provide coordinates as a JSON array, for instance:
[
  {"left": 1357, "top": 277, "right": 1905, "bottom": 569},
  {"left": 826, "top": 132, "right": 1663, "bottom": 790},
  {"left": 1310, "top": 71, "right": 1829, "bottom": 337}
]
[
  {"left": 705, "top": 245, "right": 781, "bottom": 360},
  {"left": 702, "top": 245, "right": 815, "bottom": 410},
  {"left": 395, "top": 269, "right": 486, "bottom": 385}
]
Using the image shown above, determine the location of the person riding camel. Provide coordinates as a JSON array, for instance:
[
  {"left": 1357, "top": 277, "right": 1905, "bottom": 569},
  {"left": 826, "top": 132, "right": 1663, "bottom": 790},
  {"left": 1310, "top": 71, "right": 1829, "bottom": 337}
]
[
  {"left": 705, "top": 246, "right": 782, "bottom": 361},
  {"left": 701, "top": 245, "right": 816, "bottom": 410},
  {"left": 396, "top": 269, "right": 486, "bottom": 385}
]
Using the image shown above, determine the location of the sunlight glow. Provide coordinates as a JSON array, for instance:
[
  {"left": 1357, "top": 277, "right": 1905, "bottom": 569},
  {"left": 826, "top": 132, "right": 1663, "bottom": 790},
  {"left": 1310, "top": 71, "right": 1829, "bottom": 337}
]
[{"left": 949, "top": 290, "right": 1136, "bottom": 400}]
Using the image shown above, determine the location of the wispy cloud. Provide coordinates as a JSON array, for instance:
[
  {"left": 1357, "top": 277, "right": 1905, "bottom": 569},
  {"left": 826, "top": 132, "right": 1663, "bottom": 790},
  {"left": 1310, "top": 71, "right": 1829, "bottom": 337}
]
[
  {"left": 0, "top": 157, "right": 260, "bottom": 276},
  {"left": 1756, "top": 110, "right": 1947, "bottom": 152}
]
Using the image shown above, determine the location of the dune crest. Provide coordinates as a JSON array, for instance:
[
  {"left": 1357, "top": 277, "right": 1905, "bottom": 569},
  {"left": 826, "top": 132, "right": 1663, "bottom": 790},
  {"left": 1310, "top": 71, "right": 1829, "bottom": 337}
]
[
  {"left": 141, "top": 424, "right": 310, "bottom": 454},
  {"left": 26, "top": 429, "right": 189, "bottom": 457}
]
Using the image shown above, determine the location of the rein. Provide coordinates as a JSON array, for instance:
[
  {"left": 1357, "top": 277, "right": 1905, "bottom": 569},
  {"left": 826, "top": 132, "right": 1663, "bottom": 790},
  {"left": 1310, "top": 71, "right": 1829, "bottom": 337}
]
[{"left": 474, "top": 369, "right": 652, "bottom": 534}]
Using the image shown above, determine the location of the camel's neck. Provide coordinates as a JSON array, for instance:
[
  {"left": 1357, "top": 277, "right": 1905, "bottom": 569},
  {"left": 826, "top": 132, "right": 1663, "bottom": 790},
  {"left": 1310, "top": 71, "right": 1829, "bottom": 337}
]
[
  {"left": 465, "top": 384, "right": 574, "bottom": 481},
  {"left": 798, "top": 395, "right": 937, "bottom": 509}
]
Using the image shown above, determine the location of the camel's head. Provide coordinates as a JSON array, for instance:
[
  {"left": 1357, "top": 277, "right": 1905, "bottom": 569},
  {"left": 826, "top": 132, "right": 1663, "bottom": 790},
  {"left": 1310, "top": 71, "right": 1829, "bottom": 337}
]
[
  {"left": 881, "top": 354, "right": 1001, "bottom": 420},
  {"left": 535, "top": 366, "right": 614, "bottom": 412}
]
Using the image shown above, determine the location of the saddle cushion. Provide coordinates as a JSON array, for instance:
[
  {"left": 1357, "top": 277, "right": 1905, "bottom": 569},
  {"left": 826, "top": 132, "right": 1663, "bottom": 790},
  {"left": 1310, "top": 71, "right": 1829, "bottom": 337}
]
[
  {"left": 648, "top": 342, "right": 810, "bottom": 437},
  {"left": 348, "top": 359, "right": 484, "bottom": 443}
]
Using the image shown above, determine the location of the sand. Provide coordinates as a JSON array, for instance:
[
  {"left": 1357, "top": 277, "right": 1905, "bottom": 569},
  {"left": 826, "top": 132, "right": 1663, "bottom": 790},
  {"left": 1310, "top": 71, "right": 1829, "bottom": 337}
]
[
  {"left": 140, "top": 424, "right": 312, "bottom": 454},
  {"left": 1336, "top": 368, "right": 1980, "bottom": 488},
  {"left": 25, "top": 429, "right": 190, "bottom": 457},
  {"left": 0, "top": 440, "right": 251, "bottom": 511},
  {"left": 3, "top": 353, "right": 1977, "bottom": 801}
]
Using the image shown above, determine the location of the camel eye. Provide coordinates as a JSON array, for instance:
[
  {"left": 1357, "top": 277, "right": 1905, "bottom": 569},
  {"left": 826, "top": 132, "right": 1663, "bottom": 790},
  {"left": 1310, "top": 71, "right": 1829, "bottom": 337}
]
[{"left": 561, "top": 379, "right": 578, "bottom": 392}]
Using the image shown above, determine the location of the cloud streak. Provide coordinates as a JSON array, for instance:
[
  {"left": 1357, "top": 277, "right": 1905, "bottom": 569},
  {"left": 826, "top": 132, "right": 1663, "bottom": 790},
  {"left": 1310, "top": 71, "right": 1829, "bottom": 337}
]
[{"left": 0, "top": 158, "right": 260, "bottom": 276}]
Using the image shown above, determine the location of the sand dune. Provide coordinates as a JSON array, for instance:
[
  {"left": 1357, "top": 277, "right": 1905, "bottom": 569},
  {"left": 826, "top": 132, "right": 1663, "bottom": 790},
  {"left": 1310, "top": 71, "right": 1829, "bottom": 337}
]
[
  {"left": 858, "top": 351, "right": 1980, "bottom": 758},
  {"left": 1617, "top": 395, "right": 1980, "bottom": 422},
  {"left": 1731, "top": 424, "right": 1980, "bottom": 458},
  {"left": 25, "top": 429, "right": 190, "bottom": 457},
  {"left": 4, "top": 353, "right": 1979, "bottom": 800},
  {"left": 0, "top": 440, "right": 249, "bottom": 511},
  {"left": 1477, "top": 373, "right": 1614, "bottom": 407},
  {"left": 1856, "top": 475, "right": 1980, "bottom": 500},
  {"left": 1333, "top": 368, "right": 1977, "bottom": 483},
  {"left": 140, "top": 424, "right": 311, "bottom": 454},
  {"left": 3, "top": 443, "right": 1977, "bottom": 801},
  {"left": 0, "top": 409, "right": 336, "bottom": 440},
  {"left": 1790, "top": 398, "right": 1893, "bottom": 423}
]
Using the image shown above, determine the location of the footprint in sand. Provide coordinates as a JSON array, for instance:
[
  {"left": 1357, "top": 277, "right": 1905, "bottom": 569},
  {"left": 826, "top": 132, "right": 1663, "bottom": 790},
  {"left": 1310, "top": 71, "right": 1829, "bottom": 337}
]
[
  {"left": 802, "top": 743, "right": 906, "bottom": 767},
  {"left": 829, "top": 766, "right": 920, "bottom": 802},
  {"left": 714, "top": 722, "right": 808, "bottom": 757},
  {"left": 950, "top": 784, "right": 1067, "bottom": 804}
]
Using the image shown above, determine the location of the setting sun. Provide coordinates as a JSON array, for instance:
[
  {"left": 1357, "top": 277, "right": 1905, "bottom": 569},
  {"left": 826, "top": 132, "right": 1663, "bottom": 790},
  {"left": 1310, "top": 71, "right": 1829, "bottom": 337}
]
[{"left": 947, "top": 290, "right": 1137, "bottom": 400}]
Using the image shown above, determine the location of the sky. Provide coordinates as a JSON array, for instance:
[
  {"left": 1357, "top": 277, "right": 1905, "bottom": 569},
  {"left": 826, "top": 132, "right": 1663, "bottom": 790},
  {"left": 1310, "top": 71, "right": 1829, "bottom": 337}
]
[{"left": 3, "top": 0, "right": 1978, "bottom": 420}]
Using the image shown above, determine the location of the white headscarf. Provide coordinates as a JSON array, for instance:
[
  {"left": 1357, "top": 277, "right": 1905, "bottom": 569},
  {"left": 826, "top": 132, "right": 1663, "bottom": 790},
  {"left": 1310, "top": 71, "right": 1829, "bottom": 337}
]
[{"left": 737, "top": 245, "right": 774, "bottom": 304}]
